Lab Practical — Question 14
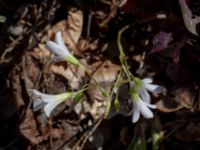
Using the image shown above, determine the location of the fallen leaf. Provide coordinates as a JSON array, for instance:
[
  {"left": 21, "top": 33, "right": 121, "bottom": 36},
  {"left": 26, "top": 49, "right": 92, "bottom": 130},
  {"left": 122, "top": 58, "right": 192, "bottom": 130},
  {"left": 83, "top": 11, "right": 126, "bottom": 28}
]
[
  {"left": 156, "top": 98, "right": 183, "bottom": 113},
  {"left": 90, "top": 60, "right": 121, "bottom": 83},
  {"left": 174, "top": 87, "right": 194, "bottom": 109},
  {"left": 50, "top": 59, "right": 86, "bottom": 89},
  {"left": 88, "top": 60, "right": 120, "bottom": 102},
  {"left": 77, "top": 38, "right": 99, "bottom": 52},
  {"left": 151, "top": 31, "right": 173, "bottom": 53},
  {"left": 51, "top": 128, "right": 64, "bottom": 139},
  {"left": 32, "top": 44, "right": 51, "bottom": 60},
  {"left": 11, "top": 66, "right": 25, "bottom": 111},
  {"left": 20, "top": 109, "right": 44, "bottom": 144},
  {"left": 88, "top": 60, "right": 120, "bottom": 119}
]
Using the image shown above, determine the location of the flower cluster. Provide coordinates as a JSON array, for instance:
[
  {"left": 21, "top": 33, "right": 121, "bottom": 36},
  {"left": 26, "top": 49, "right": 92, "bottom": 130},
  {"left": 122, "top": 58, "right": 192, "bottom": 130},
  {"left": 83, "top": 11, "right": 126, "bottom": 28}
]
[
  {"left": 28, "top": 31, "right": 164, "bottom": 124},
  {"left": 130, "top": 78, "right": 161, "bottom": 123},
  {"left": 29, "top": 31, "right": 83, "bottom": 118},
  {"left": 117, "top": 25, "right": 165, "bottom": 123}
]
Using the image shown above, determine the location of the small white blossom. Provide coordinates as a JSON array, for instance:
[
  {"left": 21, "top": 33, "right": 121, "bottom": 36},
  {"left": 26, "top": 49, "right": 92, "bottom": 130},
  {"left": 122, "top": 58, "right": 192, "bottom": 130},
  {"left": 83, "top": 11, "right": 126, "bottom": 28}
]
[
  {"left": 131, "top": 91, "right": 156, "bottom": 123},
  {"left": 134, "top": 77, "right": 161, "bottom": 104},
  {"left": 179, "top": 0, "right": 200, "bottom": 36},
  {"left": 46, "top": 31, "right": 80, "bottom": 66},
  {"left": 29, "top": 89, "right": 74, "bottom": 117}
]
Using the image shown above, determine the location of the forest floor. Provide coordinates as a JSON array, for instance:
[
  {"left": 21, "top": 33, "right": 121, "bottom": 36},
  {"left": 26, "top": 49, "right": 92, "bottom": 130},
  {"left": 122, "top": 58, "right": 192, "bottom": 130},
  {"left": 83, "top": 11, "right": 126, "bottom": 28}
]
[{"left": 1, "top": 0, "right": 200, "bottom": 150}]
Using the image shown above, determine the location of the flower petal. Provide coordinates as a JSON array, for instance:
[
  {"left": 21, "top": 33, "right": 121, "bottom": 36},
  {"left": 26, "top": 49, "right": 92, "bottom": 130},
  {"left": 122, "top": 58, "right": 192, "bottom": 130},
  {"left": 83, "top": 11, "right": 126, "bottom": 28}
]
[
  {"left": 142, "top": 78, "right": 153, "bottom": 84},
  {"left": 139, "top": 100, "right": 154, "bottom": 119},
  {"left": 52, "top": 56, "right": 65, "bottom": 62},
  {"left": 179, "top": 0, "right": 198, "bottom": 36},
  {"left": 30, "top": 89, "right": 57, "bottom": 102},
  {"left": 30, "top": 89, "right": 72, "bottom": 103},
  {"left": 46, "top": 41, "right": 69, "bottom": 57},
  {"left": 33, "top": 98, "right": 45, "bottom": 111},
  {"left": 44, "top": 98, "right": 64, "bottom": 117},
  {"left": 146, "top": 103, "right": 157, "bottom": 109},
  {"left": 144, "top": 83, "right": 160, "bottom": 92},
  {"left": 55, "top": 31, "right": 69, "bottom": 52},
  {"left": 43, "top": 92, "right": 72, "bottom": 117},
  {"left": 132, "top": 102, "right": 140, "bottom": 123},
  {"left": 138, "top": 88, "right": 151, "bottom": 103}
]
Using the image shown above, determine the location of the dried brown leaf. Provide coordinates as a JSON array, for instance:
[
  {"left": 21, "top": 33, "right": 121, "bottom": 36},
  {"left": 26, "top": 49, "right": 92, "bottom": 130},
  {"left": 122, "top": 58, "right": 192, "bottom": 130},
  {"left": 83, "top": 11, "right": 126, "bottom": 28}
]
[
  {"left": 51, "top": 128, "right": 65, "bottom": 139},
  {"left": 20, "top": 109, "right": 44, "bottom": 144},
  {"left": 77, "top": 38, "right": 98, "bottom": 52},
  {"left": 157, "top": 87, "right": 195, "bottom": 112},
  {"left": 32, "top": 44, "right": 51, "bottom": 60},
  {"left": 90, "top": 60, "right": 120, "bottom": 83},
  {"left": 88, "top": 60, "right": 120, "bottom": 119},
  {"left": 50, "top": 59, "right": 86, "bottom": 89},
  {"left": 11, "top": 66, "right": 25, "bottom": 110},
  {"left": 156, "top": 98, "right": 183, "bottom": 113},
  {"left": 174, "top": 87, "right": 194, "bottom": 109}
]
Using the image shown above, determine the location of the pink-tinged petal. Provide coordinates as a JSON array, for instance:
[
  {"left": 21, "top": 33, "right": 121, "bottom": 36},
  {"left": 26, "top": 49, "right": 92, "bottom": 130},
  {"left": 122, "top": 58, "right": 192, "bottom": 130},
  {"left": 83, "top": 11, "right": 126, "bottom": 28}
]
[
  {"left": 55, "top": 31, "right": 68, "bottom": 51},
  {"left": 46, "top": 41, "right": 69, "bottom": 57},
  {"left": 142, "top": 78, "right": 153, "bottom": 84},
  {"left": 139, "top": 100, "right": 154, "bottom": 119},
  {"left": 138, "top": 88, "right": 151, "bottom": 103},
  {"left": 132, "top": 102, "right": 140, "bottom": 123}
]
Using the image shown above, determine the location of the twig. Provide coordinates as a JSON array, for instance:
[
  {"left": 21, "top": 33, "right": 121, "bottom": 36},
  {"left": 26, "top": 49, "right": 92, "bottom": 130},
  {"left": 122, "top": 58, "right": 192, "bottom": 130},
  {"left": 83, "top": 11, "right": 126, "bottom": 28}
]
[{"left": 72, "top": 116, "right": 104, "bottom": 150}]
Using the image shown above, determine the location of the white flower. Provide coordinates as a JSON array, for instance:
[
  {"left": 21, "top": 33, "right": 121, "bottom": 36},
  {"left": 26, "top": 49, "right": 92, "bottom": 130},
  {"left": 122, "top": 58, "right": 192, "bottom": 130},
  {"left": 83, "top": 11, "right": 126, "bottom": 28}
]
[
  {"left": 134, "top": 77, "right": 161, "bottom": 103},
  {"left": 46, "top": 31, "right": 80, "bottom": 66},
  {"left": 29, "top": 89, "right": 74, "bottom": 117},
  {"left": 179, "top": 0, "right": 200, "bottom": 36},
  {"left": 131, "top": 91, "right": 156, "bottom": 123}
]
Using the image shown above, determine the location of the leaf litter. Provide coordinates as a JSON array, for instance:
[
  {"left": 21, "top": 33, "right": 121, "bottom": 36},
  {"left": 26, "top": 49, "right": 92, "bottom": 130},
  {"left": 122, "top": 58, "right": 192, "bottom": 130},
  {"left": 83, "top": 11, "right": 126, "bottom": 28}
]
[{"left": 1, "top": 0, "right": 200, "bottom": 149}]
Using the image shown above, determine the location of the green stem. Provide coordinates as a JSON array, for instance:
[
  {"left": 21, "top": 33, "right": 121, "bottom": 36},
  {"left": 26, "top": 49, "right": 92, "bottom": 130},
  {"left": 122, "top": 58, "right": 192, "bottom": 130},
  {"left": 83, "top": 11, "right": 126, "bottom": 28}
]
[{"left": 117, "top": 25, "right": 136, "bottom": 84}]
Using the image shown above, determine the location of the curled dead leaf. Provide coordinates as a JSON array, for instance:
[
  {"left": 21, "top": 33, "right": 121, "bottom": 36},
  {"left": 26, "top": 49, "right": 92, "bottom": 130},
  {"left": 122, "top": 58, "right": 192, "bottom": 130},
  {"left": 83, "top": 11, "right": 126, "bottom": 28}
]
[
  {"left": 50, "top": 59, "right": 86, "bottom": 89},
  {"left": 156, "top": 98, "right": 183, "bottom": 113},
  {"left": 157, "top": 87, "right": 195, "bottom": 112}
]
